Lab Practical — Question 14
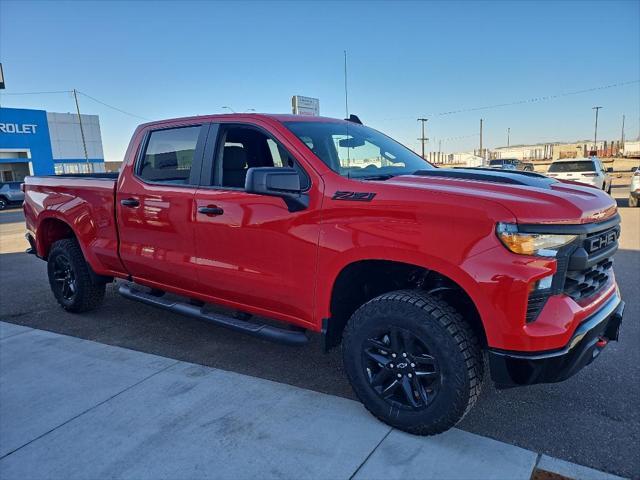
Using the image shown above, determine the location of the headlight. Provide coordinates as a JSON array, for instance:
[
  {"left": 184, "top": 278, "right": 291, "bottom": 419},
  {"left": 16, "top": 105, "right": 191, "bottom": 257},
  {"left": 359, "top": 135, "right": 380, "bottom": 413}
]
[{"left": 496, "top": 223, "right": 577, "bottom": 256}]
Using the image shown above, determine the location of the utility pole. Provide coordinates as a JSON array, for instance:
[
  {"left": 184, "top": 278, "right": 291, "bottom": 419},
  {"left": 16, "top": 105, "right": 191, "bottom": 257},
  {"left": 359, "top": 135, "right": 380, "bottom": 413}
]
[
  {"left": 592, "top": 106, "right": 602, "bottom": 155},
  {"left": 621, "top": 114, "right": 625, "bottom": 147},
  {"left": 507, "top": 127, "right": 510, "bottom": 148},
  {"left": 73, "top": 89, "right": 89, "bottom": 164},
  {"left": 344, "top": 50, "right": 349, "bottom": 119},
  {"left": 417, "top": 118, "right": 428, "bottom": 159},
  {"left": 479, "top": 118, "right": 484, "bottom": 164}
]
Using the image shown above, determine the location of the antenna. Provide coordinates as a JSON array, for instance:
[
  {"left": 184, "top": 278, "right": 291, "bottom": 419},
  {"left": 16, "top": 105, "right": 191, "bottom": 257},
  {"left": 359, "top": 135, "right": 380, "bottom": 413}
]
[{"left": 344, "top": 50, "right": 349, "bottom": 118}]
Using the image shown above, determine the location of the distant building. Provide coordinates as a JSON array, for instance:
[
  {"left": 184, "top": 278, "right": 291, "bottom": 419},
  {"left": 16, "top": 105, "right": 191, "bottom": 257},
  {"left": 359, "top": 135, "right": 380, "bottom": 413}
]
[
  {"left": 0, "top": 107, "right": 105, "bottom": 182},
  {"left": 449, "top": 152, "right": 483, "bottom": 167},
  {"left": 491, "top": 139, "right": 623, "bottom": 161}
]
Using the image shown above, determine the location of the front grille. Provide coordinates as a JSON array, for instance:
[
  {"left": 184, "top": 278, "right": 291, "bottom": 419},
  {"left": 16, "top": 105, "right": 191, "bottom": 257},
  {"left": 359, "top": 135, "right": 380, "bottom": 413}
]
[
  {"left": 520, "top": 215, "right": 620, "bottom": 322},
  {"left": 564, "top": 258, "right": 613, "bottom": 301}
]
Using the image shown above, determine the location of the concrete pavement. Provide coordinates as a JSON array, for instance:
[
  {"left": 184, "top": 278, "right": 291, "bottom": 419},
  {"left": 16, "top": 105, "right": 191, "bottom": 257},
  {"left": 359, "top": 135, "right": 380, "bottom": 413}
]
[{"left": 0, "top": 323, "right": 627, "bottom": 480}]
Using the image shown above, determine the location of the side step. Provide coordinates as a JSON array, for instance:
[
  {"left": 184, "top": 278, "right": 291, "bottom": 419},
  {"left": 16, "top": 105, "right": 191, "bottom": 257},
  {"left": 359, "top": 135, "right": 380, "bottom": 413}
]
[{"left": 118, "top": 284, "right": 308, "bottom": 346}]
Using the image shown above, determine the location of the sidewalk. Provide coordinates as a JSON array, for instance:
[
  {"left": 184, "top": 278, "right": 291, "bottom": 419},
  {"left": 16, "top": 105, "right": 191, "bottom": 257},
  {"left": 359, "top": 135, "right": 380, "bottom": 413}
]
[{"left": 0, "top": 321, "right": 627, "bottom": 480}]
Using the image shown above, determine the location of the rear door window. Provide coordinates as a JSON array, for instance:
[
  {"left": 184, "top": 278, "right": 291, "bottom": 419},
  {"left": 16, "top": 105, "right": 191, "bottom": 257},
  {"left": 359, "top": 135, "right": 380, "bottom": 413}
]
[{"left": 139, "top": 126, "right": 201, "bottom": 184}]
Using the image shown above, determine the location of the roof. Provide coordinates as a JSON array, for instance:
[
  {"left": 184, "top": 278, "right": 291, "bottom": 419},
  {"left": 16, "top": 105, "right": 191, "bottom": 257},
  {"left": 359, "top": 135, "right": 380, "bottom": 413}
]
[{"left": 138, "top": 113, "right": 349, "bottom": 129}]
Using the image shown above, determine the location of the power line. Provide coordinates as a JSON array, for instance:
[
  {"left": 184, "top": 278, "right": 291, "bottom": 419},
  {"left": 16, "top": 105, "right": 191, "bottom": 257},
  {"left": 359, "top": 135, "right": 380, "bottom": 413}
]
[
  {"left": 0, "top": 88, "right": 149, "bottom": 120},
  {"left": 77, "top": 91, "right": 149, "bottom": 120},
  {"left": 372, "top": 79, "right": 640, "bottom": 122}
]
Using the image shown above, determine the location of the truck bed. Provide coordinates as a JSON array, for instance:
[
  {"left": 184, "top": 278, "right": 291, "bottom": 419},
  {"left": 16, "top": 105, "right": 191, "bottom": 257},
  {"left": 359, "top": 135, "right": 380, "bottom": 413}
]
[{"left": 23, "top": 174, "right": 125, "bottom": 277}]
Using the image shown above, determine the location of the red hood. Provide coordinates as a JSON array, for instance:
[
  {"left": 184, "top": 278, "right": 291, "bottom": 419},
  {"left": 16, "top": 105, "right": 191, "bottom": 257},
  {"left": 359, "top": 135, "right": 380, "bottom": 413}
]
[{"left": 385, "top": 174, "right": 617, "bottom": 225}]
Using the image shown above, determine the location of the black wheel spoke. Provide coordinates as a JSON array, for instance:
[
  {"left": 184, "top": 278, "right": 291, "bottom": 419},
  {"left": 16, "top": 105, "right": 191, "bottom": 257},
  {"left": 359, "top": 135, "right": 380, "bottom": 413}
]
[
  {"left": 401, "top": 377, "right": 419, "bottom": 408},
  {"left": 366, "top": 337, "right": 390, "bottom": 352},
  {"left": 370, "top": 368, "right": 391, "bottom": 388},
  {"left": 381, "top": 379, "right": 401, "bottom": 398},
  {"left": 414, "top": 354, "right": 436, "bottom": 366},
  {"left": 412, "top": 376, "right": 429, "bottom": 406},
  {"left": 364, "top": 349, "right": 390, "bottom": 366},
  {"left": 388, "top": 328, "right": 402, "bottom": 351}
]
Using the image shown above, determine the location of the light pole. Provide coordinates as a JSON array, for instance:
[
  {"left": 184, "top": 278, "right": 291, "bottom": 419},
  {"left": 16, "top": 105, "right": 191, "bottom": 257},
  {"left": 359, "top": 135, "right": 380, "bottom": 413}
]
[
  {"left": 592, "top": 106, "right": 602, "bottom": 155},
  {"left": 507, "top": 127, "right": 510, "bottom": 148},
  {"left": 417, "top": 118, "right": 428, "bottom": 159}
]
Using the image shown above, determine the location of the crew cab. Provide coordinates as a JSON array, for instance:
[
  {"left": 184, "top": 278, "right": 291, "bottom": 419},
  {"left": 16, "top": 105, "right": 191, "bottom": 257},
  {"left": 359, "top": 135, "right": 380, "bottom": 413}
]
[{"left": 23, "top": 114, "right": 625, "bottom": 435}]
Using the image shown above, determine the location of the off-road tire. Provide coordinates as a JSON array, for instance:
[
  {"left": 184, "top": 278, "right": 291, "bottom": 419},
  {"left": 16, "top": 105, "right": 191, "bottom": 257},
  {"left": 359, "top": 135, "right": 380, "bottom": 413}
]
[
  {"left": 342, "top": 289, "right": 484, "bottom": 435},
  {"left": 47, "top": 239, "right": 106, "bottom": 312}
]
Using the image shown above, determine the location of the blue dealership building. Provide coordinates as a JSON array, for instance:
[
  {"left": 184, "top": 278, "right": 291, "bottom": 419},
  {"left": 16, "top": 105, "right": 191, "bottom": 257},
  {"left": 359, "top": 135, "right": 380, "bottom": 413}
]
[{"left": 0, "top": 107, "right": 105, "bottom": 182}]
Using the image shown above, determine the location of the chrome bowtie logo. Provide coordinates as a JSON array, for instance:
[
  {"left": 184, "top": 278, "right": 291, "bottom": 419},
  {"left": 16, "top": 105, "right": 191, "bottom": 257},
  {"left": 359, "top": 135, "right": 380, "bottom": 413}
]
[{"left": 397, "top": 362, "right": 408, "bottom": 369}]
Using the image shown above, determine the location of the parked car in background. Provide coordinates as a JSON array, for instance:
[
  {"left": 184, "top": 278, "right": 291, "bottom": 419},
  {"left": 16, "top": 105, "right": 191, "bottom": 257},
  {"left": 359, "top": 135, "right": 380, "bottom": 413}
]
[
  {"left": 0, "top": 181, "right": 25, "bottom": 210},
  {"left": 629, "top": 167, "right": 640, "bottom": 207},
  {"left": 546, "top": 157, "right": 612, "bottom": 193},
  {"left": 489, "top": 159, "right": 534, "bottom": 171}
]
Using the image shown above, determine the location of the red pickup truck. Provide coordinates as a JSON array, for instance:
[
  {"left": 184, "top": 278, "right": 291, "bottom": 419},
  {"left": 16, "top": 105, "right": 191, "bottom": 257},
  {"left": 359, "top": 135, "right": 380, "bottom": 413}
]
[{"left": 23, "top": 113, "right": 624, "bottom": 435}]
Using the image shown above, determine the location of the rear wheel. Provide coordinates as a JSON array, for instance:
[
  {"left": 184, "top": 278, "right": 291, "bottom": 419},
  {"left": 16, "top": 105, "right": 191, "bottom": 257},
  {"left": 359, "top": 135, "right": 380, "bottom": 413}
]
[
  {"left": 342, "top": 290, "right": 484, "bottom": 435},
  {"left": 0, "top": 197, "right": 7, "bottom": 210},
  {"left": 47, "top": 239, "right": 106, "bottom": 312}
]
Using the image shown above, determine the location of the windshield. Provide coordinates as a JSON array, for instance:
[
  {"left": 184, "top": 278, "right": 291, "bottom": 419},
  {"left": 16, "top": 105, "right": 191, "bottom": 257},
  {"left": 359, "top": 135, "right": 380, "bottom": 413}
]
[
  {"left": 548, "top": 161, "right": 595, "bottom": 173},
  {"left": 284, "top": 121, "right": 433, "bottom": 179}
]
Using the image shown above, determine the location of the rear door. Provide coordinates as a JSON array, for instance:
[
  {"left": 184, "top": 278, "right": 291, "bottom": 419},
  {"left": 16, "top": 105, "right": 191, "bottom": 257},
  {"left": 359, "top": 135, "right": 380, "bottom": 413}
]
[
  {"left": 116, "top": 122, "right": 209, "bottom": 292},
  {"left": 190, "top": 121, "right": 322, "bottom": 327}
]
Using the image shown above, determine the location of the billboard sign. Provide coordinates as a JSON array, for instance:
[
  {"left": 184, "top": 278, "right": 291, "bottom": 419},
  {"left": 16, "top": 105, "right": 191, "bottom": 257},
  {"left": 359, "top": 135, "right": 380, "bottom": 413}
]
[{"left": 292, "top": 95, "right": 319, "bottom": 116}]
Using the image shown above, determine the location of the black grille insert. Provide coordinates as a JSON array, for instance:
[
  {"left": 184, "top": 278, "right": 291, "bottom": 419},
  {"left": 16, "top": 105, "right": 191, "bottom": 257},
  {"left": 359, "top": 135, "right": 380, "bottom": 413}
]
[{"left": 564, "top": 258, "right": 613, "bottom": 301}]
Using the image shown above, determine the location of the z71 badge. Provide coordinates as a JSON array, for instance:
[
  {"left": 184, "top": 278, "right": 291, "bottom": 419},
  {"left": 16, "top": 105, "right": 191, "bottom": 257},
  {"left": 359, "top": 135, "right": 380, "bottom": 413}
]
[{"left": 332, "top": 191, "right": 376, "bottom": 202}]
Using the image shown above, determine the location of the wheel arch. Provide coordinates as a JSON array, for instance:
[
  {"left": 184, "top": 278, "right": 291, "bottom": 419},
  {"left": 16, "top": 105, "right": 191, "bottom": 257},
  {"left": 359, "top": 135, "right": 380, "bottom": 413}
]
[
  {"left": 322, "top": 258, "right": 487, "bottom": 351},
  {"left": 36, "top": 215, "right": 76, "bottom": 259}
]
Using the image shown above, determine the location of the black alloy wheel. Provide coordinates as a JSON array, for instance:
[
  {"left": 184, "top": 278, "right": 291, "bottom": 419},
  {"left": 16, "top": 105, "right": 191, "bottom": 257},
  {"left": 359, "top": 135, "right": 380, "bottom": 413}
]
[
  {"left": 47, "top": 238, "right": 106, "bottom": 312},
  {"left": 363, "top": 327, "right": 440, "bottom": 410},
  {"left": 52, "top": 254, "right": 77, "bottom": 302}
]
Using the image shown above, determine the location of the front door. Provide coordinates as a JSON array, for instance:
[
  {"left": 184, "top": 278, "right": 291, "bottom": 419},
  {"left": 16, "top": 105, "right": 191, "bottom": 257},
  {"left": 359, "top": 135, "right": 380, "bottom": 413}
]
[
  {"left": 116, "top": 123, "right": 208, "bottom": 293},
  {"left": 192, "top": 122, "right": 322, "bottom": 327}
]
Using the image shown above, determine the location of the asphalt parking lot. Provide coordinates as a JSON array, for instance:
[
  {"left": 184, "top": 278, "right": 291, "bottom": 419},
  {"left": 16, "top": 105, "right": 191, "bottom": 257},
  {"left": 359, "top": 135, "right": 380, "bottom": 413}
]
[{"left": 0, "top": 179, "right": 638, "bottom": 478}]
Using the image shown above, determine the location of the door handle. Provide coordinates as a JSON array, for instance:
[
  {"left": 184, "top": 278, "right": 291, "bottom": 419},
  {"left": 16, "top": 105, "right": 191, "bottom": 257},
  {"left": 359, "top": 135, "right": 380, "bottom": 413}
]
[
  {"left": 198, "top": 206, "right": 224, "bottom": 216},
  {"left": 121, "top": 198, "right": 140, "bottom": 208}
]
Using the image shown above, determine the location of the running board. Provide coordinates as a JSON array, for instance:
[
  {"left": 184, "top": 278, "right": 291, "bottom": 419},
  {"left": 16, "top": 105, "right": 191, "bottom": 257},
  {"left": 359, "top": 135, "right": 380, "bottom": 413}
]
[{"left": 118, "top": 284, "right": 309, "bottom": 346}]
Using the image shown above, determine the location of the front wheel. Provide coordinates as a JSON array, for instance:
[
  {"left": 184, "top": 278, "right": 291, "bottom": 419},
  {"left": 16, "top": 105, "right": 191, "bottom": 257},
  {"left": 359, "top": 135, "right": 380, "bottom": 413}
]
[
  {"left": 47, "top": 239, "right": 106, "bottom": 312},
  {"left": 0, "top": 198, "right": 7, "bottom": 210},
  {"left": 342, "top": 290, "right": 484, "bottom": 435}
]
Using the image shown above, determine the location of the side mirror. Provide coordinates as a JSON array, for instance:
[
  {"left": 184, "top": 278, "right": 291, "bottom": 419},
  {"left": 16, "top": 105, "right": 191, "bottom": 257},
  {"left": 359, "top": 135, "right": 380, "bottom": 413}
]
[
  {"left": 606, "top": 167, "right": 614, "bottom": 173},
  {"left": 245, "top": 167, "right": 308, "bottom": 212}
]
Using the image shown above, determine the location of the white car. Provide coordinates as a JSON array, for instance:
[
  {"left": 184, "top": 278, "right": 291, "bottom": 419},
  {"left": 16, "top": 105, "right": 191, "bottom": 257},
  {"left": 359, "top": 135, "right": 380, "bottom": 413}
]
[
  {"left": 629, "top": 167, "right": 640, "bottom": 207},
  {"left": 546, "top": 157, "right": 613, "bottom": 193}
]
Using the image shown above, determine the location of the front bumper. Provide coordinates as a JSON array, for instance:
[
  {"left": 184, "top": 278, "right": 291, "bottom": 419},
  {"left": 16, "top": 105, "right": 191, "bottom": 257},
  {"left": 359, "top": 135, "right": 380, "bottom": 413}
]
[{"left": 489, "top": 292, "right": 624, "bottom": 387}]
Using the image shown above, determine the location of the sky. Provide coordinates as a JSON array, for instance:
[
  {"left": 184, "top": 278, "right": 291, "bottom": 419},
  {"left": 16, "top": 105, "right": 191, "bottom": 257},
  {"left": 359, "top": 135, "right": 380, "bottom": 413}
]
[{"left": 1, "top": 0, "right": 639, "bottom": 162}]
